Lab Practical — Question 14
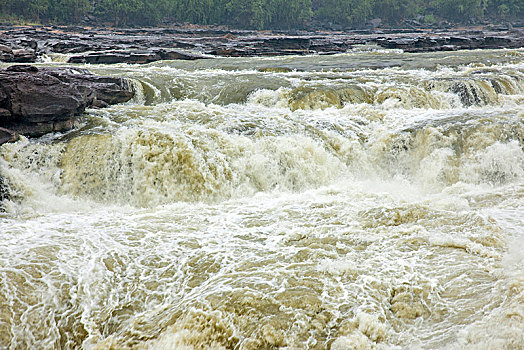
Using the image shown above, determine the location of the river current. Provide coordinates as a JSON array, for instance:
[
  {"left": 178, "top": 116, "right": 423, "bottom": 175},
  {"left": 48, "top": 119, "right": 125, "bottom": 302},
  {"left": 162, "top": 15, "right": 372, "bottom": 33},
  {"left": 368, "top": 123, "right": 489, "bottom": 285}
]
[{"left": 1, "top": 48, "right": 523, "bottom": 349}]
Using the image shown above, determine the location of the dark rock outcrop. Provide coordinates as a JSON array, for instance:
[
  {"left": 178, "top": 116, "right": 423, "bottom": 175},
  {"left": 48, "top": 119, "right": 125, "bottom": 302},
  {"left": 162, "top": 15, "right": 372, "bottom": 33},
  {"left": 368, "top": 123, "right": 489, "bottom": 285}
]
[
  {"left": 1, "top": 25, "right": 524, "bottom": 64},
  {"left": 68, "top": 48, "right": 210, "bottom": 64},
  {"left": 0, "top": 127, "right": 17, "bottom": 144},
  {"left": 0, "top": 43, "right": 36, "bottom": 62},
  {"left": 0, "top": 65, "right": 134, "bottom": 143},
  {"left": 375, "top": 34, "right": 524, "bottom": 52}
]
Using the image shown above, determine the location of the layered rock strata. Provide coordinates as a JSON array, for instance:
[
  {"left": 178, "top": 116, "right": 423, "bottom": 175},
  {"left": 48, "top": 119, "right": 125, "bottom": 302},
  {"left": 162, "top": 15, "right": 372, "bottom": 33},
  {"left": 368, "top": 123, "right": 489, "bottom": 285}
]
[
  {"left": 0, "top": 65, "right": 134, "bottom": 144},
  {"left": 1, "top": 25, "right": 523, "bottom": 64}
]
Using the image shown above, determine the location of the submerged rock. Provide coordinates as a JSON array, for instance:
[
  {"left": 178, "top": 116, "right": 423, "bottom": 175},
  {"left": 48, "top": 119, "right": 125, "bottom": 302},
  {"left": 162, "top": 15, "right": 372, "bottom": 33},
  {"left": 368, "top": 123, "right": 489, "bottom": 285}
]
[
  {"left": 426, "top": 78, "right": 499, "bottom": 106},
  {"left": 0, "top": 65, "right": 134, "bottom": 143}
]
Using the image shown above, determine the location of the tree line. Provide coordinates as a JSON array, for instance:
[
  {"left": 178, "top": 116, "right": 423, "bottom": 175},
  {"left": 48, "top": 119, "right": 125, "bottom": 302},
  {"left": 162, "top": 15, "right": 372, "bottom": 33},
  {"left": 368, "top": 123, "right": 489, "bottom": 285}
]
[{"left": 0, "top": 0, "right": 521, "bottom": 29}]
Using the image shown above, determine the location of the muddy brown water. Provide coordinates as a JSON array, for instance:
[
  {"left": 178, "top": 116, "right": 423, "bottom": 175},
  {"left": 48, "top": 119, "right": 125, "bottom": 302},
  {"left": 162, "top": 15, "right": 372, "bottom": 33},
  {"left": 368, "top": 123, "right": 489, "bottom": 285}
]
[{"left": 1, "top": 48, "right": 523, "bottom": 349}]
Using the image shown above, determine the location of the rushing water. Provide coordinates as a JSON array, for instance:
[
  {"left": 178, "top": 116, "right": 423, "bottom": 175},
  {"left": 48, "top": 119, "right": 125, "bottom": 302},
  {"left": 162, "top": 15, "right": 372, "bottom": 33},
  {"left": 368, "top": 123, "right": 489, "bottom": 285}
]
[{"left": 1, "top": 48, "right": 524, "bottom": 349}]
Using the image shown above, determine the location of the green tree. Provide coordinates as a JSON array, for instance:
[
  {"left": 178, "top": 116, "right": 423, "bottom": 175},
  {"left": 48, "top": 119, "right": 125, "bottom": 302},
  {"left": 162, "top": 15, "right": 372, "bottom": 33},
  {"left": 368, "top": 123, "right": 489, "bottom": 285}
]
[
  {"left": 268, "top": 0, "right": 312, "bottom": 28},
  {"left": 169, "top": 0, "right": 218, "bottom": 24},
  {"left": 7, "top": 0, "right": 50, "bottom": 21},
  {"left": 1, "top": 0, "right": 521, "bottom": 29},
  {"left": 486, "top": 0, "right": 523, "bottom": 19},
  {"left": 429, "top": 0, "right": 485, "bottom": 21},
  {"left": 224, "top": 0, "right": 260, "bottom": 28},
  {"left": 373, "top": 0, "right": 423, "bottom": 24},
  {"left": 49, "top": 0, "right": 92, "bottom": 22},
  {"left": 313, "top": 0, "right": 375, "bottom": 27},
  {"left": 97, "top": 0, "right": 141, "bottom": 25}
]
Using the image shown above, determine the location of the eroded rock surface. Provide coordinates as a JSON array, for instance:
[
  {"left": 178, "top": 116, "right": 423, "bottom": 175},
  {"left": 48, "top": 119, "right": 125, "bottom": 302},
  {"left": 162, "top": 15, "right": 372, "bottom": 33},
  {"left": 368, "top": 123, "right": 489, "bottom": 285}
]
[
  {"left": 0, "top": 25, "right": 523, "bottom": 64},
  {"left": 0, "top": 65, "right": 134, "bottom": 143},
  {"left": 68, "top": 48, "right": 210, "bottom": 64}
]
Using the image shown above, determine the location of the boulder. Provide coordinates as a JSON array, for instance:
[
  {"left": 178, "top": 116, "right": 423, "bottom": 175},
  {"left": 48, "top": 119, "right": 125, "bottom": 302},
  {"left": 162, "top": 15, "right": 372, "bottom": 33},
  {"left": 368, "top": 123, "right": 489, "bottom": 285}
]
[{"left": 0, "top": 65, "right": 134, "bottom": 142}]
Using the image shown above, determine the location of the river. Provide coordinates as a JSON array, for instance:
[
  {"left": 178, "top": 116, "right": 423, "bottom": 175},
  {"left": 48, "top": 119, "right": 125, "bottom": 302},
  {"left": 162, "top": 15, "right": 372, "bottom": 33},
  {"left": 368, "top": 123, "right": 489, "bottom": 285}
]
[{"left": 1, "top": 48, "right": 523, "bottom": 349}]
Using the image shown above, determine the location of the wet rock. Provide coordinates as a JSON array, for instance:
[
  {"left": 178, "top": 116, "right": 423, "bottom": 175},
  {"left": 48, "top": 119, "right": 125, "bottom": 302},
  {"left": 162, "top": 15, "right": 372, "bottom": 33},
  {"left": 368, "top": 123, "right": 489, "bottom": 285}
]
[
  {"left": 0, "top": 44, "right": 36, "bottom": 62},
  {"left": 0, "top": 65, "right": 134, "bottom": 142},
  {"left": 0, "top": 126, "right": 18, "bottom": 145},
  {"left": 0, "top": 173, "right": 9, "bottom": 206},
  {"left": 255, "top": 37, "right": 312, "bottom": 55},
  {"left": 426, "top": 78, "right": 498, "bottom": 107},
  {"left": 261, "top": 37, "right": 311, "bottom": 50},
  {"left": 483, "top": 36, "right": 512, "bottom": 48},
  {"left": 68, "top": 48, "right": 210, "bottom": 64},
  {"left": 448, "top": 81, "right": 484, "bottom": 106},
  {"left": 0, "top": 44, "right": 12, "bottom": 61},
  {"left": 374, "top": 32, "right": 524, "bottom": 52},
  {"left": 1, "top": 25, "right": 524, "bottom": 63},
  {"left": 0, "top": 108, "right": 12, "bottom": 121}
]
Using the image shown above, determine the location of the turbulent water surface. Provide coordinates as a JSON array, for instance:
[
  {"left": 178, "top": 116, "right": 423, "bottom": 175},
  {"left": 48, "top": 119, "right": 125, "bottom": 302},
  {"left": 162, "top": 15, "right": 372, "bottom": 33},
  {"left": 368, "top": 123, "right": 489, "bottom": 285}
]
[{"left": 1, "top": 48, "right": 524, "bottom": 349}]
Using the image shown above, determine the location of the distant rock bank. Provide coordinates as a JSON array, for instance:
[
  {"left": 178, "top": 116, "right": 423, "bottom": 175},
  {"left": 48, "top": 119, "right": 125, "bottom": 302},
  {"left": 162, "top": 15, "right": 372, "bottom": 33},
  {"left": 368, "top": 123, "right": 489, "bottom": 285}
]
[
  {"left": 0, "top": 65, "right": 134, "bottom": 145},
  {"left": 0, "top": 25, "right": 523, "bottom": 64}
]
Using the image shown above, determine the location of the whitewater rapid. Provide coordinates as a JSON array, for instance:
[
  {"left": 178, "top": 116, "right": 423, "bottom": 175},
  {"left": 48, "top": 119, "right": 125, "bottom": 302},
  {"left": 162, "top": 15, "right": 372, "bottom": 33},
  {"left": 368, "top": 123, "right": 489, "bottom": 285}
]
[{"left": 1, "top": 48, "right": 523, "bottom": 349}]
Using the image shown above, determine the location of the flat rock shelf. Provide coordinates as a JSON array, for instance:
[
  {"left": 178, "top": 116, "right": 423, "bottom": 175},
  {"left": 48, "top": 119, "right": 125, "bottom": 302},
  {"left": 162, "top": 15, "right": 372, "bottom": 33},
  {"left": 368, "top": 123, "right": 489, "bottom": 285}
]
[{"left": 0, "top": 25, "right": 523, "bottom": 64}]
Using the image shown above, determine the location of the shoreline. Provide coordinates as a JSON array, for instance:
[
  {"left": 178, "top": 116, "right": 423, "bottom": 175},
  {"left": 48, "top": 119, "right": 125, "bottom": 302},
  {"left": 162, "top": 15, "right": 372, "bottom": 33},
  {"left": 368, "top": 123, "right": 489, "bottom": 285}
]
[{"left": 0, "top": 24, "right": 523, "bottom": 64}]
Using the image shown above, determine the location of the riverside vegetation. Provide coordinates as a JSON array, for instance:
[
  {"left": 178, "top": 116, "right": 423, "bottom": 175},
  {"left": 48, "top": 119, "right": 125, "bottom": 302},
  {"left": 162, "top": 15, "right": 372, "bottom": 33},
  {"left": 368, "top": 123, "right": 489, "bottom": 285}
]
[{"left": 0, "top": 0, "right": 523, "bottom": 29}]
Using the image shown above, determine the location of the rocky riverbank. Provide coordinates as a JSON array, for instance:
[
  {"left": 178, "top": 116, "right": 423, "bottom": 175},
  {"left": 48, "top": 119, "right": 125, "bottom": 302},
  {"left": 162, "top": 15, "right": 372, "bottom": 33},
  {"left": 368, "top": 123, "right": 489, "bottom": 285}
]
[
  {"left": 0, "top": 65, "right": 134, "bottom": 145},
  {"left": 0, "top": 24, "right": 523, "bottom": 144},
  {"left": 0, "top": 24, "right": 523, "bottom": 64}
]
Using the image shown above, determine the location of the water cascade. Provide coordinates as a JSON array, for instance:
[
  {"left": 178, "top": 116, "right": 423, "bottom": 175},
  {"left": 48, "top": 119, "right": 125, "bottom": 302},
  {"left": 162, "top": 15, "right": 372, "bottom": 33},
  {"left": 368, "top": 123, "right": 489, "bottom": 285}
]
[{"left": 1, "top": 48, "right": 524, "bottom": 349}]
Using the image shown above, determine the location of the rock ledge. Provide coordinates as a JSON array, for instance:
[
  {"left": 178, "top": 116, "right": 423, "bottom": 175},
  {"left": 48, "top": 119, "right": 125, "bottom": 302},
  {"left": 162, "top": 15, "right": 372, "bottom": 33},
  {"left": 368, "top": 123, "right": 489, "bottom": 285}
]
[{"left": 0, "top": 65, "right": 134, "bottom": 144}]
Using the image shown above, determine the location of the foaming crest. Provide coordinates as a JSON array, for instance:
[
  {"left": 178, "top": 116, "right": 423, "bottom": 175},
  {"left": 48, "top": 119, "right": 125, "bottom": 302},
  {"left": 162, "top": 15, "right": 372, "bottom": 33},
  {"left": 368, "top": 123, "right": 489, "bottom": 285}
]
[
  {"left": 1, "top": 49, "right": 524, "bottom": 349},
  {"left": 489, "top": 74, "right": 524, "bottom": 95},
  {"left": 374, "top": 85, "right": 456, "bottom": 109},
  {"left": 4, "top": 99, "right": 522, "bottom": 209},
  {"left": 246, "top": 87, "right": 292, "bottom": 109},
  {"left": 287, "top": 85, "right": 373, "bottom": 110},
  {"left": 426, "top": 78, "right": 500, "bottom": 106},
  {"left": 247, "top": 74, "right": 523, "bottom": 111},
  {"left": 37, "top": 53, "right": 72, "bottom": 63},
  {"left": 128, "top": 78, "right": 147, "bottom": 104},
  {"left": 0, "top": 137, "right": 83, "bottom": 215},
  {"left": 459, "top": 141, "right": 524, "bottom": 185},
  {"left": 366, "top": 115, "right": 524, "bottom": 188},
  {"left": 95, "top": 66, "right": 292, "bottom": 106},
  {"left": 83, "top": 56, "right": 524, "bottom": 110},
  {"left": 60, "top": 125, "right": 344, "bottom": 206}
]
